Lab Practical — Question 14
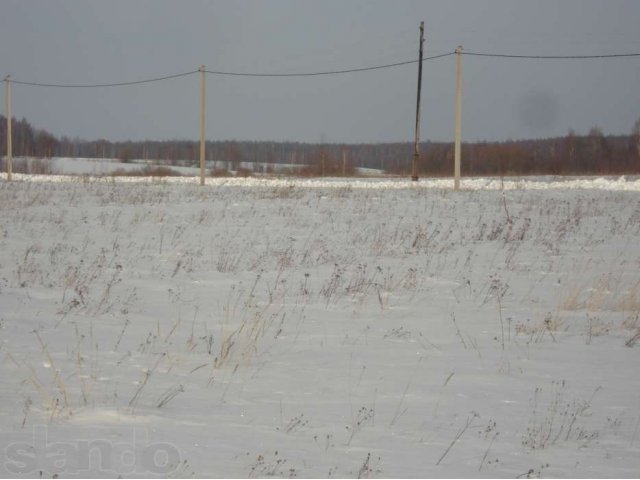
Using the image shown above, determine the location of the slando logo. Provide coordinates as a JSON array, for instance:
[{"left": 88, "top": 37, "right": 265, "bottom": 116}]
[{"left": 4, "top": 425, "right": 181, "bottom": 476}]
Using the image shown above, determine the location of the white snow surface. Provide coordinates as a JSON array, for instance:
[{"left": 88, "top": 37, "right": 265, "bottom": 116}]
[{"left": 1, "top": 171, "right": 640, "bottom": 478}]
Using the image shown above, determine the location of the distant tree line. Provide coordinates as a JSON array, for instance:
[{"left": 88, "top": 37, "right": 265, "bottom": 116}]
[{"left": 1, "top": 115, "right": 639, "bottom": 176}]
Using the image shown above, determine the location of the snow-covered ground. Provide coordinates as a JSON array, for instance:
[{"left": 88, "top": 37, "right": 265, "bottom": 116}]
[{"left": 1, "top": 172, "right": 639, "bottom": 478}]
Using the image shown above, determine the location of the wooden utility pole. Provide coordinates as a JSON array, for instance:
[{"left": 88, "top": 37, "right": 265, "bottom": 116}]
[
  {"left": 4, "top": 76, "right": 12, "bottom": 181},
  {"left": 411, "top": 21, "right": 425, "bottom": 182},
  {"left": 454, "top": 46, "right": 463, "bottom": 190},
  {"left": 199, "top": 65, "right": 206, "bottom": 186}
]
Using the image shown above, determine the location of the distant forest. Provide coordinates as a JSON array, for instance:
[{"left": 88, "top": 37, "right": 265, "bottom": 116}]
[{"left": 1, "top": 115, "right": 639, "bottom": 176}]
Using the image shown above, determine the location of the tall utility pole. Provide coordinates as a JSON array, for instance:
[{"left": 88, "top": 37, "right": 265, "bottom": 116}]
[
  {"left": 4, "top": 76, "right": 12, "bottom": 181},
  {"left": 454, "top": 45, "right": 463, "bottom": 190},
  {"left": 199, "top": 65, "right": 206, "bottom": 186},
  {"left": 411, "top": 21, "right": 425, "bottom": 182}
]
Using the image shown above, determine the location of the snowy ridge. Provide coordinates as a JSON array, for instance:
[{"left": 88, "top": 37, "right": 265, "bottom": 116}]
[{"left": 3, "top": 171, "right": 640, "bottom": 191}]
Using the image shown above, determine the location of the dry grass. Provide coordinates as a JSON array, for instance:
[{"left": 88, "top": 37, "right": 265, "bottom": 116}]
[
  {"left": 0, "top": 157, "right": 54, "bottom": 175},
  {"left": 559, "top": 273, "right": 640, "bottom": 338},
  {"left": 109, "top": 166, "right": 184, "bottom": 177}
]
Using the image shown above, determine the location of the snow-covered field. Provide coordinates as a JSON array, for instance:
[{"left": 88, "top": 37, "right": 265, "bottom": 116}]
[{"left": 1, "top": 172, "right": 639, "bottom": 478}]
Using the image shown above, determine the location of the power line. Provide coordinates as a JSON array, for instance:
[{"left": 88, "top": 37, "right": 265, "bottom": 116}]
[
  {"left": 7, "top": 70, "right": 199, "bottom": 88},
  {"left": 463, "top": 51, "right": 640, "bottom": 59},
  {"left": 4, "top": 49, "right": 640, "bottom": 88},
  {"left": 205, "top": 52, "right": 454, "bottom": 77},
  {"left": 4, "top": 53, "right": 454, "bottom": 88}
]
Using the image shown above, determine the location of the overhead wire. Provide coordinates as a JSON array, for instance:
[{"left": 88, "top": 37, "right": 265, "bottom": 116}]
[
  {"left": 7, "top": 70, "right": 199, "bottom": 88},
  {"left": 3, "top": 50, "right": 640, "bottom": 88},
  {"left": 462, "top": 51, "right": 640, "bottom": 59},
  {"left": 3, "top": 53, "right": 454, "bottom": 87},
  {"left": 204, "top": 52, "right": 454, "bottom": 77}
]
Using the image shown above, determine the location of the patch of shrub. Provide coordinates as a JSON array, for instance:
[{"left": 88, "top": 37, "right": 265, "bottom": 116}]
[{"left": 109, "top": 166, "right": 183, "bottom": 177}]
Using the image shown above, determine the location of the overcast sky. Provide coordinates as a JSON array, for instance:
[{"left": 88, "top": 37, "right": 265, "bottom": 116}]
[{"left": 1, "top": 0, "right": 639, "bottom": 144}]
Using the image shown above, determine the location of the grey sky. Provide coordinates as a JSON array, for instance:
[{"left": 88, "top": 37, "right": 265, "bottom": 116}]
[{"left": 1, "top": 0, "right": 639, "bottom": 143}]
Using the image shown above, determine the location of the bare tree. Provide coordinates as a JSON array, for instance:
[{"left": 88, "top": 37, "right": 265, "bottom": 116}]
[{"left": 633, "top": 117, "right": 640, "bottom": 159}]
